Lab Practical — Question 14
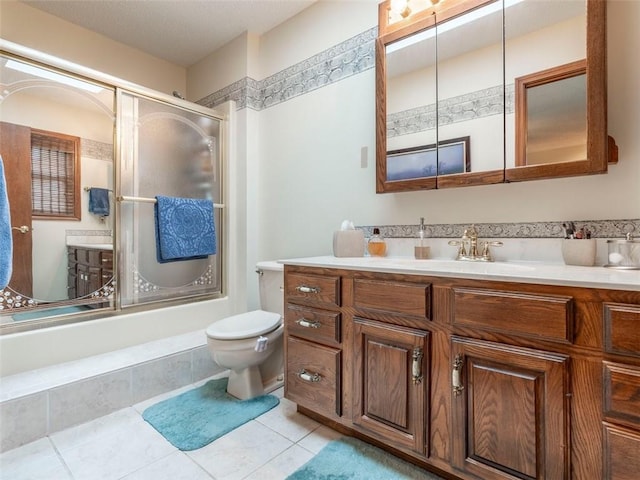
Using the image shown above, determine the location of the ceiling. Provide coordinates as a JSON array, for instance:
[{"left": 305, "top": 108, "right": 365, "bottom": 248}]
[{"left": 21, "top": 0, "right": 320, "bottom": 67}]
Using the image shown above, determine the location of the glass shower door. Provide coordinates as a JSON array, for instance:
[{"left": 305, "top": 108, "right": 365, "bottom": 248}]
[{"left": 118, "top": 91, "right": 224, "bottom": 307}]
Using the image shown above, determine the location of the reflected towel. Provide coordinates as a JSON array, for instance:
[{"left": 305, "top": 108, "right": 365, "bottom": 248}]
[
  {"left": 89, "top": 188, "right": 110, "bottom": 216},
  {"left": 154, "top": 195, "right": 216, "bottom": 263},
  {"left": 0, "top": 156, "right": 12, "bottom": 289}
]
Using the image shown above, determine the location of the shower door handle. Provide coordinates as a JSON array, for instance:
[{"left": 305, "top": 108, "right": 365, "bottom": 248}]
[{"left": 12, "top": 225, "right": 30, "bottom": 234}]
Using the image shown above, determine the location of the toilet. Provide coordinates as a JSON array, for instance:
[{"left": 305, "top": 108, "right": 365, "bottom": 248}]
[{"left": 206, "top": 261, "right": 284, "bottom": 399}]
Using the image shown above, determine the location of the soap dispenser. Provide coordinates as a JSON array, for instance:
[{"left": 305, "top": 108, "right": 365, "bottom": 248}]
[
  {"left": 367, "top": 228, "right": 387, "bottom": 257},
  {"left": 415, "top": 217, "right": 430, "bottom": 259}
]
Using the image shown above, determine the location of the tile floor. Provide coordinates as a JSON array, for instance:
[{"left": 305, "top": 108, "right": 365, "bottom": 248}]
[{"left": 0, "top": 376, "right": 345, "bottom": 480}]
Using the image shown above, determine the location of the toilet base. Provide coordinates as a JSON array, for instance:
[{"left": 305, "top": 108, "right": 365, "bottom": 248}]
[{"left": 227, "top": 366, "right": 265, "bottom": 400}]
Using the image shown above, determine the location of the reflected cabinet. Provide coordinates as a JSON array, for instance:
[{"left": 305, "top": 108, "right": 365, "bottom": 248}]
[{"left": 376, "top": 0, "right": 616, "bottom": 193}]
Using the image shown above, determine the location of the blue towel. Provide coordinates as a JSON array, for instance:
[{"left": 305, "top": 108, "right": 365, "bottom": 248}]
[
  {"left": 89, "top": 188, "right": 110, "bottom": 216},
  {"left": 154, "top": 195, "right": 216, "bottom": 263},
  {"left": 0, "top": 156, "right": 13, "bottom": 289}
]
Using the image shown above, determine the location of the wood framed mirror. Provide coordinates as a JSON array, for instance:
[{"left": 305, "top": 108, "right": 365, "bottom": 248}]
[{"left": 376, "top": 0, "right": 616, "bottom": 193}]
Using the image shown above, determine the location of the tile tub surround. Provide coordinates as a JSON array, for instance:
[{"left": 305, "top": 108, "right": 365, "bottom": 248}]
[{"left": 0, "top": 330, "right": 224, "bottom": 453}]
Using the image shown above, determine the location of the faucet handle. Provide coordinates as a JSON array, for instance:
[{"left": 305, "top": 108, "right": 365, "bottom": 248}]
[
  {"left": 481, "top": 241, "right": 503, "bottom": 261},
  {"left": 448, "top": 239, "right": 467, "bottom": 259}
]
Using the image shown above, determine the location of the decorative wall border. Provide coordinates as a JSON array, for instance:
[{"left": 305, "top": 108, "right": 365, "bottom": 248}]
[
  {"left": 82, "top": 139, "right": 113, "bottom": 162},
  {"left": 66, "top": 230, "right": 112, "bottom": 237},
  {"left": 388, "top": 84, "right": 514, "bottom": 138},
  {"left": 361, "top": 219, "right": 640, "bottom": 239},
  {"left": 197, "top": 27, "right": 377, "bottom": 111}
]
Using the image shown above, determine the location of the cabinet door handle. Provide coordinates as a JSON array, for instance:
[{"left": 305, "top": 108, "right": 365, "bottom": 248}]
[
  {"left": 296, "top": 318, "right": 320, "bottom": 329},
  {"left": 412, "top": 347, "right": 424, "bottom": 385},
  {"left": 452, "top": 354, "right": 464, "bottom": 397},
  {"left": 298, "top": 369, "right": 321, "bottom": 383},
  {"left": 296, "top": 285, "right": 319, "bottom": 294}
]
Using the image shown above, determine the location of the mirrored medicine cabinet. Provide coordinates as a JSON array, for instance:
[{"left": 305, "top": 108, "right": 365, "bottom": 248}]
[
  {"left": 376, "top": 0, "right": 617, "bottom": 193},
  {"left": 0, "top": 43, "right": 225, "bottom": 334}
]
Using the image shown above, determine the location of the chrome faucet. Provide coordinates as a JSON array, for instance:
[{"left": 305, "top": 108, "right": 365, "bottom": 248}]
[{"left": 448, "top": 225, "right": 503, "bottom": 262}]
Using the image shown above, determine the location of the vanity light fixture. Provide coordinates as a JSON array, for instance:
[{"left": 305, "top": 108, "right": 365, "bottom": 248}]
[
  {"left": 5, "top": 59, "right": 103, "bottom": 93},
  {"left": 390, "top": 0, "right": 412, "bottom": 18}
]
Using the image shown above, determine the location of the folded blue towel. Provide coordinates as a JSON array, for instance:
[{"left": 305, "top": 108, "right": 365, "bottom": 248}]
[
  {"left": 89, "top": 188, "right": 110, "bottom": 216},
  {"left": 0, "top": 156, "right": 13, "bottom": 289},
  {"left": 154, "top": 196, "right": 216, "bottom": 263}
]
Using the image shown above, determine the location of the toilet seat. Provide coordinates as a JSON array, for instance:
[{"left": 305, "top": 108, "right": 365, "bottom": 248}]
[{"left": 206, "top": 310, "right": 281, "bottom": 340}]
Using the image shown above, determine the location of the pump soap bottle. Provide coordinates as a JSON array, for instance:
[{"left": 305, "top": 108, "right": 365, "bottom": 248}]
[
  {"left": 367, "top": 228, "right": 387, "bottom": 257},
  {"left": 415, "top": 217, "right": 430, "bottom": 259}
]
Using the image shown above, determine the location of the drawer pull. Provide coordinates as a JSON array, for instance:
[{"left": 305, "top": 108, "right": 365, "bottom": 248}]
[
  {"left": 296, "top": 318, "right": 320, "bottom": 329},
  {"left": 298, "top": 369, "right": 322, "bottom": 383},
  {"left": 452, "top": 354, "right": 464, "bottom": 397},
  {"left": 412, "top": 347, "right": 424, "bottom": 385},
  {"left": 296, "top": 285, "right": 319, "bottom": 294}
]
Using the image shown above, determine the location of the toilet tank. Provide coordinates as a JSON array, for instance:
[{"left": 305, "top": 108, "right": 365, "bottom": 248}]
[{"left": 256, "top": 261, "right": 284, "bottom": 316}]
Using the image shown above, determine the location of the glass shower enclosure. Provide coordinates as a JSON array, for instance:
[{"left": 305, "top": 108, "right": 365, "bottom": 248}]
[{"left": 117, "top": 91, "right": 224, "bottom": 308}]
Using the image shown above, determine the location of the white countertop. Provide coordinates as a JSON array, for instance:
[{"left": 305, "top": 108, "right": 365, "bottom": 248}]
[
  {"left": 67, "top": 243, "right": 113, "bottom": 250},
  {"left": 280, "top": 256, "right": 640, "bottom": 292}
]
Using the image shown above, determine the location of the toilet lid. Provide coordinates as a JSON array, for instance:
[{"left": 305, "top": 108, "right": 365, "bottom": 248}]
[{"left": 206, "top": 310, "right": 282, "bottom": 340}]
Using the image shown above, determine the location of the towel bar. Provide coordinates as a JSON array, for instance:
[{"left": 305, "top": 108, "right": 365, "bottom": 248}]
[{"left": 117, "top": 195, "right": 224, "bottom": 209}]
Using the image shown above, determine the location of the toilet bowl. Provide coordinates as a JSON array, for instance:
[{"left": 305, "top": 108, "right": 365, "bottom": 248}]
[{"left": 206, "top": 261, "right": 284, "bottom": 400}]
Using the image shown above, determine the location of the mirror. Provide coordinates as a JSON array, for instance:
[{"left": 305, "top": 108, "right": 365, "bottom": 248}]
[
  {"left": 435, "top": 1, "right": 505, "bottom": 188},
  {"left": 383, "top": 21, "right": 438, "bottom": 191},
  {"left": 0, "top": 54, "right": 116, "bottom": 323},
  {"left": 376, "top": 0, "right": 613, "bottom": 192}
]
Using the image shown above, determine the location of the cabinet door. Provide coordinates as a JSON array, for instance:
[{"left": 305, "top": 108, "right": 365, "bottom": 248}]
[
  {"left": 451, "top": 336, "right": 569, "bottom": 480},
  {"left": 353, "top": 318, "right": 429, "bottom": 455}
]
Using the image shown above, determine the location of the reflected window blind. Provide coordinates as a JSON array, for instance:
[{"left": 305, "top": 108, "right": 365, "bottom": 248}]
[{"left": 31, "top": 130, "right": 80, "bottom": 219}]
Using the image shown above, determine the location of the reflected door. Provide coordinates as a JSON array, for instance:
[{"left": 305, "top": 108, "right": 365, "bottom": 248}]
[{"left": 0, "top": 122, "right": 33, "bottom": 297}]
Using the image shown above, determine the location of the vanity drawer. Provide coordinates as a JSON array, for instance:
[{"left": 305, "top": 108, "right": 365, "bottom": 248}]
[
  {"left": 604, "top": 303, "right": 640, "bottom": 357},
  {"left": 353, "top": 279, "right": 430, "bottom": 319},
  {"left": 285, "top": 304, "right": 341, "bottom": 347},
  {"left": 604, "top": 361, "right": 640, "bottom": 428},
  {"left": 99, "top": 251, "right": 113, "bottom": 270},
  {"left": 286, "top": 336, "right": 341, "bottom": 418},
  {"left": 285, "top": 272, "right": 340, "bottom": 308},
  {"left": 452, "top": 287, "right": 573, "bottom": 343}
]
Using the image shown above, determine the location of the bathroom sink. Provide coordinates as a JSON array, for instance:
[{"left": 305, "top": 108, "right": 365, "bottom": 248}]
[{"left": 381, "top": 258, "right": 537, "bottom": 274}]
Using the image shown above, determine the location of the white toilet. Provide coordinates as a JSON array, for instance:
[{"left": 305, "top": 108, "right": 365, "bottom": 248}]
[{"left": 206, "top": 261, "right": 284, "bottom": 400}]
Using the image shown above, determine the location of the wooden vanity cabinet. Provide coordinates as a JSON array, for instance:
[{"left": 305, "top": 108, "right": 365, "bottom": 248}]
[
  {"left": 449, "top": 286, "right": 573, "bottom": 479},
  {"left": 67, "top": 246, "right": 113, "bottom": 299},
  {"left": 284, "top": 264, "right": 640, "bottom": 480},
  {"left": 284, "top": 269, "right": 343, "bottom": 421},
  {"left": 450, "top": 337, "right": 569, "bottom": 479},
  {"left": 350, "top": 277, "right": 431, "bottom": 455},
  {"left": 602, "top": 302, "right": 640, "bottom": 480},
  {"left": 352, "top": 318, "right": 429, "bottom": 455}
]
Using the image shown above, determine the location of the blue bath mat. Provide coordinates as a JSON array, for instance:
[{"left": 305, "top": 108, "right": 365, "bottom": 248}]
[
  {"left": 287, "top": 437, "right": 445, "bottom": 479},
  {"left": 142, "top": 377, "right": 279, "bottom": 451}
]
